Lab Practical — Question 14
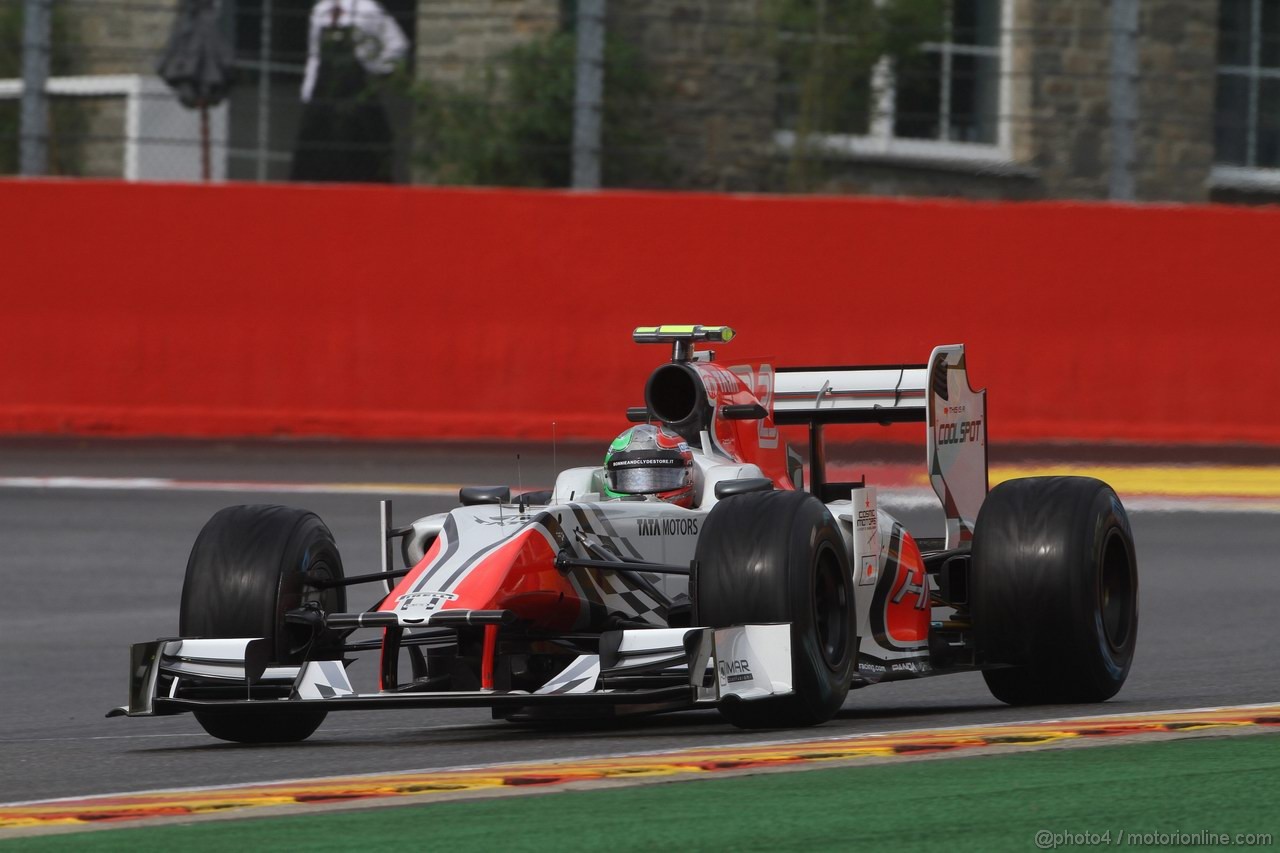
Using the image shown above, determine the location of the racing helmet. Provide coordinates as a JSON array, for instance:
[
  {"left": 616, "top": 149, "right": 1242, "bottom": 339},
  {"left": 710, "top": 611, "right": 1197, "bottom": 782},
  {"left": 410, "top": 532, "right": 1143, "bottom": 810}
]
[{"left": 603, "top": 424, "right": 695, "bottom": 508}]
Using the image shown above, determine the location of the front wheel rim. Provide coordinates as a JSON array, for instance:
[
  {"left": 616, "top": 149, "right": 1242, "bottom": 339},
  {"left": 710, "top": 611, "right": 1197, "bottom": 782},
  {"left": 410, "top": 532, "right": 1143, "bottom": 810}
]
[{"left": 287, "top": 555, "right": 337, "bottom": 658}]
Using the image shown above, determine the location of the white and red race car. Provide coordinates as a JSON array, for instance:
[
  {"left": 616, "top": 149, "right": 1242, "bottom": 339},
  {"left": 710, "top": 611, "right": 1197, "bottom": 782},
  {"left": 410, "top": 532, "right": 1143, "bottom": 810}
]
[{"left": 113, "top": 325, "right": 1138, "bottom": 742}]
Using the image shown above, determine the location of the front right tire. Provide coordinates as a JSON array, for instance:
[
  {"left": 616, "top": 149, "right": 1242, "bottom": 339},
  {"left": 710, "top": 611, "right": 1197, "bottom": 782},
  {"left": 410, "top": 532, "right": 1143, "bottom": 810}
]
[{"left": 179, "top": 504, "right": 345, "bottom": 743}]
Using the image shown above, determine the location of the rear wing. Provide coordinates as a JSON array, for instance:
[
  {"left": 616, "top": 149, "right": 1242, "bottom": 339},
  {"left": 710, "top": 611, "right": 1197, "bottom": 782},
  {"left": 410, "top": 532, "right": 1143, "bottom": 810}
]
[
  {"left": 773, "top": 365, "right": 929, "bottom": 425},
  {"left": 774, "top": 345, "right": 987, "bottom": 549}
]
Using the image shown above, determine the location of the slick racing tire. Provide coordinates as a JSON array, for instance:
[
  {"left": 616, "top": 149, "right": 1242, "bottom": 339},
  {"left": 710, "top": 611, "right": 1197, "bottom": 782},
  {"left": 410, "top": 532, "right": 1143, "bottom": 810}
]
[
  {"left": 972, "top": 477, "right": 1138, "bottom": 705},
  {"left": 694, "top": 490, "right": 855, "bottom": 729},
  {"left": 179, "top": 505, "right": 346, "bottom": 743}
]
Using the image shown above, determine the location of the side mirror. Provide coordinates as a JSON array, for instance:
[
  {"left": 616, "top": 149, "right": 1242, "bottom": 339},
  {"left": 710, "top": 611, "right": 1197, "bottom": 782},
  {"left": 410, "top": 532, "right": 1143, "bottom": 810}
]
[
  {"left": 460, "top": 486, "right": 511, "bottom": 506},
  {"left": 713, "top": 478, "right": 774, "bottom": 500}
]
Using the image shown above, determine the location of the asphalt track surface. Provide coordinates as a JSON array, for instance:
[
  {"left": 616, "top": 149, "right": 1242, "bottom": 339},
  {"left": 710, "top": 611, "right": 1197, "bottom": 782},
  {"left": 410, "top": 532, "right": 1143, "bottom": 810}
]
[{"left": 2, "top": 439, "right": 1278, "bottom": 805}]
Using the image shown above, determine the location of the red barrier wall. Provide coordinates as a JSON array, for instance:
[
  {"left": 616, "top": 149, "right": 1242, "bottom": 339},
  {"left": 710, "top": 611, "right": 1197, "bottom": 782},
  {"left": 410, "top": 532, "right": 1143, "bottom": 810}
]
[{"left": 2, "top": 179, "right": 1277, "bottom": 445}]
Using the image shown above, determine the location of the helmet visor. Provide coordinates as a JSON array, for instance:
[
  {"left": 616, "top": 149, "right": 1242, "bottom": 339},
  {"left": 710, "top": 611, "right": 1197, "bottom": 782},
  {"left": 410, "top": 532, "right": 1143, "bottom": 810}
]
[{"left": 607, "top": 464, "right": 689, "bottom": 495}]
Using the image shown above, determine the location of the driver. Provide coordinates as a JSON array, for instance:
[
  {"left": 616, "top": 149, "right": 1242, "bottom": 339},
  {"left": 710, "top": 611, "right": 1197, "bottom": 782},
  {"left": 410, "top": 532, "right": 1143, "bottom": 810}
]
[{"left": 603, "top": 424, "right": 695, "bottom": 508}]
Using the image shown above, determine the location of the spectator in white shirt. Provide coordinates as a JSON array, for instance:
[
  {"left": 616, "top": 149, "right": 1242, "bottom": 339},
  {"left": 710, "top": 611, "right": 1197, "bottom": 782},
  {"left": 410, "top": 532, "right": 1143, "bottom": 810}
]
[{"left": 291, "top": 0, "right": 408, "bottom": 182}]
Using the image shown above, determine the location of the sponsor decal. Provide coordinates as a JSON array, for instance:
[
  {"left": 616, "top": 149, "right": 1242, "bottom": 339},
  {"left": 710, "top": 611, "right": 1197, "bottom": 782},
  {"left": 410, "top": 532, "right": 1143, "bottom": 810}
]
[
  {"left": 858, "top": 655, "right": 932, "bottom": 676},
  {"left": 889, "top": 659, "right": 933, "bottom": 674},
  {"left": 860, "top": 556, "right": 878, "bottom": 586},
  {"left": 637, "top": 517, "right": 699, "bottom": 536},
  {"left": 936, "top": 419, "right": 983, "bottom": 446},
  {"left": 474, "top": 513, "right": 531, "bottom": 526},
  {"left": 718, "top": 658, "right": 753, "bottom": 684},
  {"left": 610, "top": 457, "right": 686, "bottom": 468},
  {"left": 397, "top": 591, "right": 458, "bottom": 612},
  {"left": 853, "top": 486, "right": 880, "bottom": 586},
  {"left": 702, "top": 369, "right": 742, "bottom": 396}
]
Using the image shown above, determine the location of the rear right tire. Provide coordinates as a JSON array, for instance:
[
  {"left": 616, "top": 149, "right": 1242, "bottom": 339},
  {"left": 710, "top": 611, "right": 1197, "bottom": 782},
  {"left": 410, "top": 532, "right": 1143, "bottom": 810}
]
[{"left": 972, "top": 476, "right": 1138, "bottom": 705}]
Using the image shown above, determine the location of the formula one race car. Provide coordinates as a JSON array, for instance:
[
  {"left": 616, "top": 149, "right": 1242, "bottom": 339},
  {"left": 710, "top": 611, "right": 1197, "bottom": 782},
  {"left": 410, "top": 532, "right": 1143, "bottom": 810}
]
[{"left": 112, "top": 326, "right": 1138, "bottom": 742}]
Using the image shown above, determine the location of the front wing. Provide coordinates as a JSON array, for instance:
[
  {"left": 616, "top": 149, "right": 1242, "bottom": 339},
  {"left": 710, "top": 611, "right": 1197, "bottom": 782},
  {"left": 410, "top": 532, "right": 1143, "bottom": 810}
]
[{"left": 109, "top": 624, "right": 793, "bottom": 718}]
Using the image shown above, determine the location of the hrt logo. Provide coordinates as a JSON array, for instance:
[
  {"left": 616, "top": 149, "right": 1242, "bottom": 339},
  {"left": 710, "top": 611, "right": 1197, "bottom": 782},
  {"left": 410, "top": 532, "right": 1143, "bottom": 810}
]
[{"left": 890, "top": 571, "right": 929, "bottom": 611}]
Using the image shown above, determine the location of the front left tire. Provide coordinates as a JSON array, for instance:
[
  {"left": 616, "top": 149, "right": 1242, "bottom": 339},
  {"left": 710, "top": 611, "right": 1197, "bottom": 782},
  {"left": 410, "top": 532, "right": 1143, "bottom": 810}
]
[{"left": 694, "top": 490, "right": 855, "bottom": 729}]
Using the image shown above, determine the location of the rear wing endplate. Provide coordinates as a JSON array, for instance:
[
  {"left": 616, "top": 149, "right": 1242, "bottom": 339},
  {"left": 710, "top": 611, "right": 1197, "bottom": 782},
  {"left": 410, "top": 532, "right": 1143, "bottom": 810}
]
[{"left": 924, "top": 345, "right": 988, "bottom": 548}]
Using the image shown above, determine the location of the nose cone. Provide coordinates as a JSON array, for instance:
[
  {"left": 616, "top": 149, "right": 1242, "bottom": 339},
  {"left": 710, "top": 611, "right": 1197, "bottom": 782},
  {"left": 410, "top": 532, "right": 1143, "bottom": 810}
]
[{"left": 446, "top": 527, "right": 584, "bottom": 631}]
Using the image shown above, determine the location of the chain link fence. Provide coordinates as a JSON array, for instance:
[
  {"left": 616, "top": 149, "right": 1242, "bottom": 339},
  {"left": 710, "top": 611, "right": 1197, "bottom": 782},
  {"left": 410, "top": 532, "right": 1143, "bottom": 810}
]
[{"left": 3, "top": 0, "right": 1277, "bottom": 203}]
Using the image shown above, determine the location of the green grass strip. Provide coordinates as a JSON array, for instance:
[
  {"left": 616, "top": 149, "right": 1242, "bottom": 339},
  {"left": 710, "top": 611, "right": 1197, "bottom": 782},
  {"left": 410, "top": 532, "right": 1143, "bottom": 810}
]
[{"left": 6, "top": 733, "right": 1279, "bottom": 852}]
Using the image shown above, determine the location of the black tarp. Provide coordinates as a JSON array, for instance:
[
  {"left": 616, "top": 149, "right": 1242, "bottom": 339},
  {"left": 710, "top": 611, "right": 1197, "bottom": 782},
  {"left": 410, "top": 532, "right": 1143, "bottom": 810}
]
[{"left": 156, "top": 0, "right": 234, "bottom": 178}]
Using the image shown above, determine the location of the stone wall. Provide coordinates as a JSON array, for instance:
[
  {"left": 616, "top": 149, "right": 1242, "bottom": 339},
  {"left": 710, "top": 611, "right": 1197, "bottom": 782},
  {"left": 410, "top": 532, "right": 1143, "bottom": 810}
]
[
  {"left": 1134, "top": 0, "right": 1216, "bottom": 202},
  {"left": 1016, "top": 0, "right": 1217, "bottom": 203},
  {"left": 775, "top": 0, "right": 1228, "bottom": 203},
  {"left": 413, "top": 0, "right": 775, "bottom": 191},
  {"left": 1019, "top": 0, "right": 1112, "bottom": 199},
  {"left": 66, "top": 0, "right": 176, "bottom": 178},
  {"left": 74, "top": 0, "right": 176, "bottom": 75},
  {"left": 609, "top": 0, "right": 774, "bottom": 191},
  {"left": 799, "top": 160, "right": 1044, "bottom": 201},
  {"left": 415, "top": 0, "right": 559, "bottom": 87},
  {"left": 43, "top": 0, "right": 1265, "bottom": 201},
  {"left": 77, "top": 100, "right": 127, "bottom": 178}
]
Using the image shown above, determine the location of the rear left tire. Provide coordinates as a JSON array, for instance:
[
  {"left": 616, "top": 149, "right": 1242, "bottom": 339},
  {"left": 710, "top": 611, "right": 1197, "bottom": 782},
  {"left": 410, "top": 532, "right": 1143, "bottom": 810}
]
[{"left": 972, "top": 476, "right": 1138, "bottom": 705}]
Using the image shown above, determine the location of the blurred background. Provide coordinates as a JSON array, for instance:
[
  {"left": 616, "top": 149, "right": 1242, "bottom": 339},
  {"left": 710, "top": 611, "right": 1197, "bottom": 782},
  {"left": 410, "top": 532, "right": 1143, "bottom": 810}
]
[{"left": 3, "top": 0, "right": 1276, "bottom": 203}]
